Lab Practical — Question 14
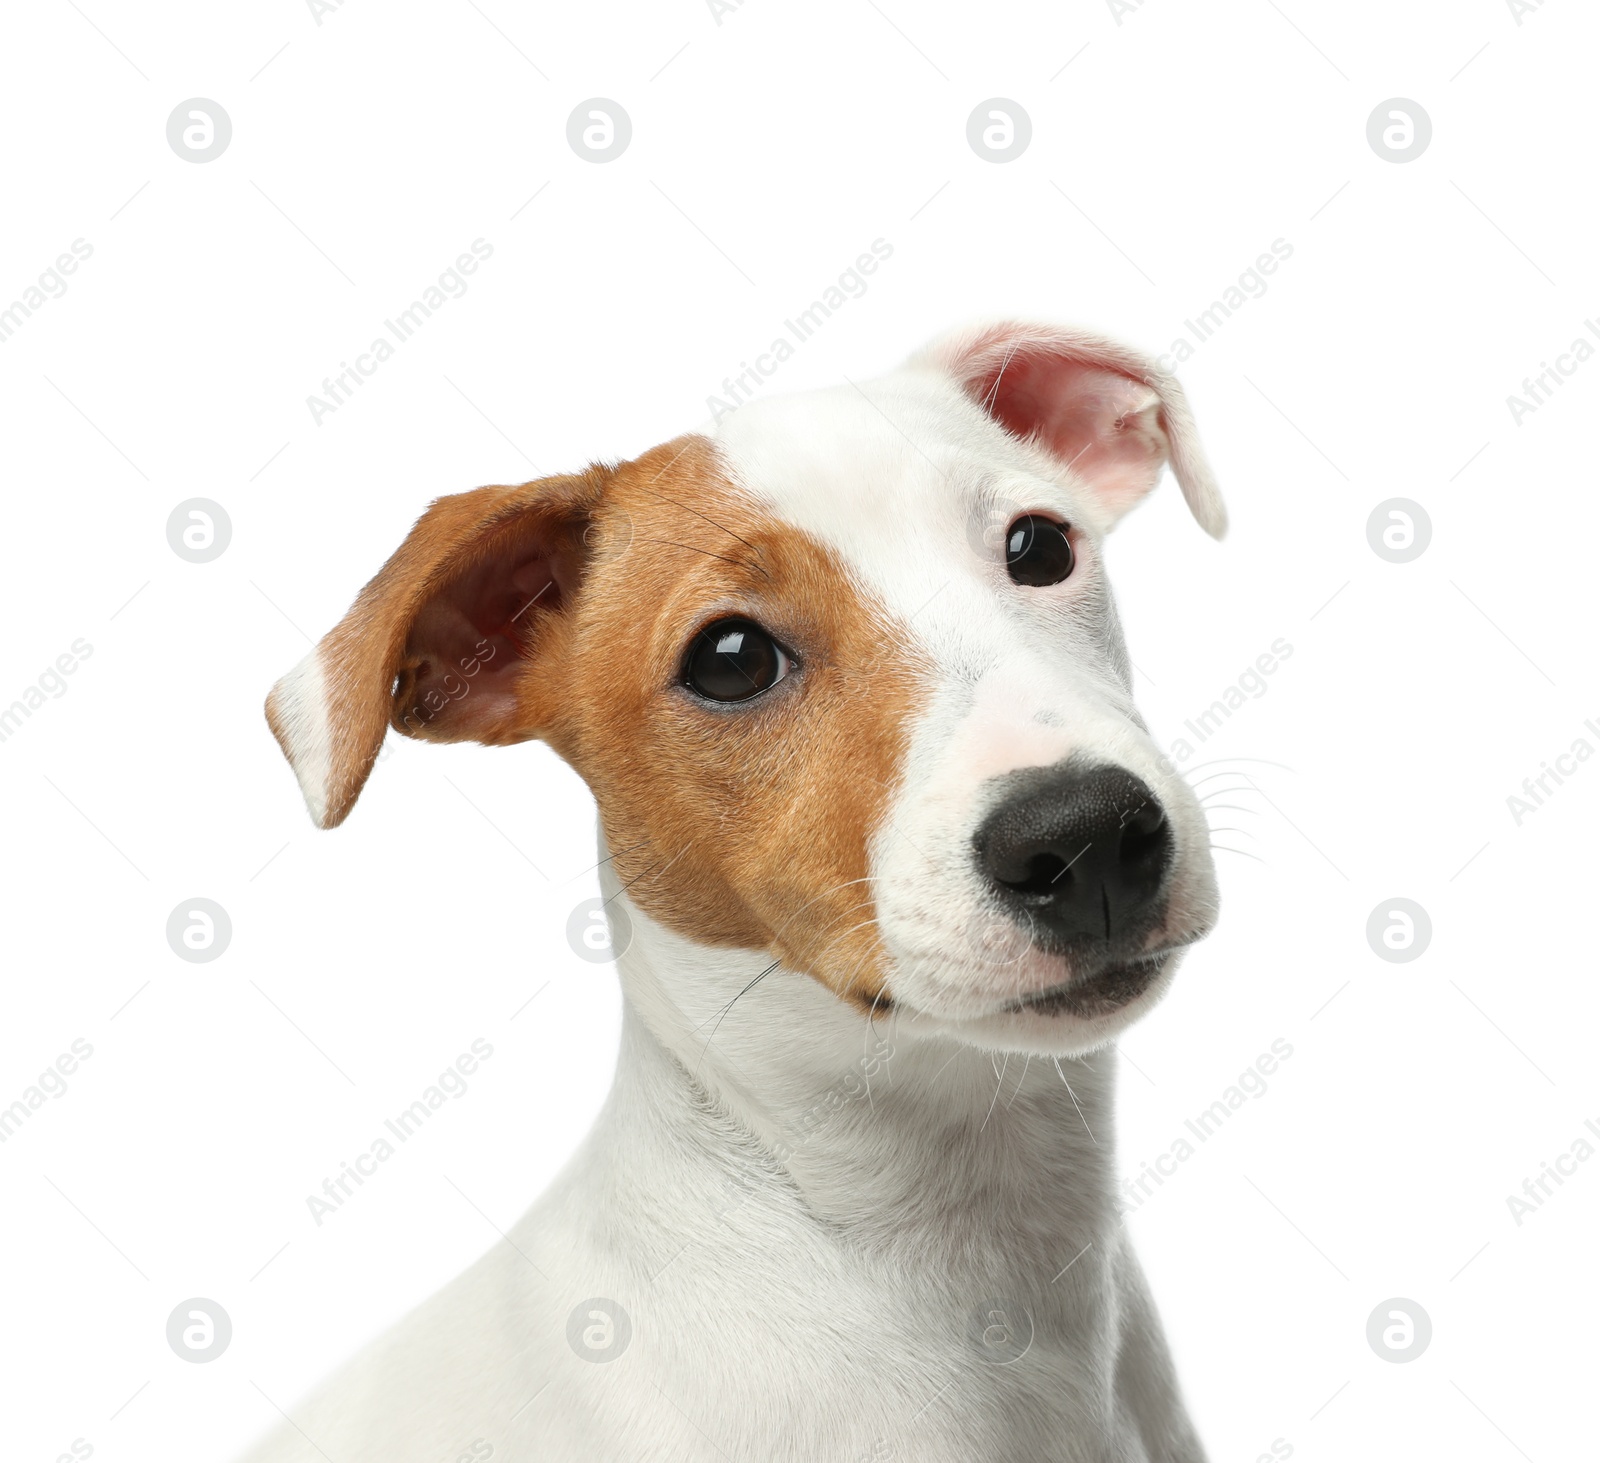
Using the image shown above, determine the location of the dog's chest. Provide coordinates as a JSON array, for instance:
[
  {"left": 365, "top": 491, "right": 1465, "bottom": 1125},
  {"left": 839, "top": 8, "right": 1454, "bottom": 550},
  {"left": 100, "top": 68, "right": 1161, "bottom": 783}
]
[{"left": 515, "top": 1201, "right": 1153, "bottom": 1462}]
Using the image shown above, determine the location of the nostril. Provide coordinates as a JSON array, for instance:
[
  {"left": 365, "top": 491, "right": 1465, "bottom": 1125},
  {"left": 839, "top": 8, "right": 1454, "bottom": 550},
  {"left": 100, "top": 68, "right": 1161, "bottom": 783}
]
[
  {"left": 1118, "top": 805, "right": 1168, "bottom": 871},
  {"left": 1003, "top": 850, "right": 1074, "bottom": 898}
]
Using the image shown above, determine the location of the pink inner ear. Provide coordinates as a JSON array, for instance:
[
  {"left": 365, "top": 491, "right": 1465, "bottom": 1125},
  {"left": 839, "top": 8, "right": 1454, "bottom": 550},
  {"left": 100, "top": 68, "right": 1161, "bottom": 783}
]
[
  {"left": 975, "top": 350, "right": 1169, "bottom": 517},
  {"left": 397, "top": 535, "right": 566, "bottom": 740}
]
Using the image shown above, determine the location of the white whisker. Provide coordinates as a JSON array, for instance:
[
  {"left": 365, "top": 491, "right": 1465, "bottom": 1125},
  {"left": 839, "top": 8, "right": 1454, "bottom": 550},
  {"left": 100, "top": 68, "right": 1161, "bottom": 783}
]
[
  {"left": 1210, "top": 844, "right": 1267, "bottom": 864},
  {"left": 1004, "top": 1053, "right": 1033, "bottom": 1108},
  {"left": 979, "top": 1055, "right": 1010, "bottom": 1134},
  {"left": 1052, "top": 1057, "right": 1098, "bottom": 1145}
]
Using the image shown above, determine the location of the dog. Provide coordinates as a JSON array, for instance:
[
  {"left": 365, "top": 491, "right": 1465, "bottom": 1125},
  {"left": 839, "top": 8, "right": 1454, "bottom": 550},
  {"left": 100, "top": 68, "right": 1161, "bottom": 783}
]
[{"left": 253, "top": 320, "right": 1227, "bottom": 1462}]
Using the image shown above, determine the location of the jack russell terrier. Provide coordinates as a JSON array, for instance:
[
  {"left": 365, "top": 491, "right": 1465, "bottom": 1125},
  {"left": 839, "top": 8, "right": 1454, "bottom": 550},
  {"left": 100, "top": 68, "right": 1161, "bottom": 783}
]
[{"left": 256, "top": 320, "right": 1227, "bottom": 1462}]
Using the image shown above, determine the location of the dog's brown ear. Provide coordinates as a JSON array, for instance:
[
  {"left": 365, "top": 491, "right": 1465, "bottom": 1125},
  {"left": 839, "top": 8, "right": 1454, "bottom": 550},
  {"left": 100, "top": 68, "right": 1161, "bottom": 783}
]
[
  {"left": 912, "top": 320, "right": 1226, "bottom": 538},
  {"left": 265, "top": 467, "right": 611, "bottom": 829}
]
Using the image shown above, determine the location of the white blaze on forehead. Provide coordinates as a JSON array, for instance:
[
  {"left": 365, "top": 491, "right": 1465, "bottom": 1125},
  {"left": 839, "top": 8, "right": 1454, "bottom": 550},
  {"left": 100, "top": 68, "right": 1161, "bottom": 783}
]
[
  {"left": 709, "top": 373, "right": 1080, "bottom": 638},
  {"left": 712, "top": 380, "right": 958, "bottom": 604}
]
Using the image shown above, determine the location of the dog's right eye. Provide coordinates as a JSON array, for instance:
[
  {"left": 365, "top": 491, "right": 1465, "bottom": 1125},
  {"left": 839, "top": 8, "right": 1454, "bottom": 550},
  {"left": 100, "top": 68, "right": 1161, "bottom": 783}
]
[
  {"left": 1005, "top": 514, "right": 1075, "bottom": 587},
  {"left": 682, "top": 619, "right": 792, "bottom": 703}
]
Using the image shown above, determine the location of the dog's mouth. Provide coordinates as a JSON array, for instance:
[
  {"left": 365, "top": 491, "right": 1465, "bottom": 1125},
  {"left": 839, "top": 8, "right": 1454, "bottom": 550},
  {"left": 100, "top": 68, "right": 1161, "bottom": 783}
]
[{"left": 1005, "top": 954, "right": 1168, "bottom": 1020}]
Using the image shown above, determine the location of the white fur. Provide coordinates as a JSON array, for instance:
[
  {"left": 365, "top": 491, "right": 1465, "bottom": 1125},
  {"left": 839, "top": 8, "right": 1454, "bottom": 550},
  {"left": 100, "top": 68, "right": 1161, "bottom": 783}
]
[
  {"left": 243, "top": 328, "right": 1220, "bottom": 1462},
  {"left": 267, "top": 650, "right": 334, "bottom": 829}
]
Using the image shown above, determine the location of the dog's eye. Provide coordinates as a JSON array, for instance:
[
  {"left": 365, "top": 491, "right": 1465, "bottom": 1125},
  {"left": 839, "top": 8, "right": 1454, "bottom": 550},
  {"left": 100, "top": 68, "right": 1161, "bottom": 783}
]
[
  {"left": 1004, "top": 514, "right": 1074, "bottom": 587},
  {"left": 683, "top": 619, "right": 792, "bottom": 703}
]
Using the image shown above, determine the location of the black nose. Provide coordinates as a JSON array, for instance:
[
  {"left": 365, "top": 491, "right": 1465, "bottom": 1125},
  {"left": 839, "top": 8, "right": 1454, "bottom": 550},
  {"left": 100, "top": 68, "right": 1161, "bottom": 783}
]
[{"left": 974, "top": 763, "right": 1173, "bottom": 945}]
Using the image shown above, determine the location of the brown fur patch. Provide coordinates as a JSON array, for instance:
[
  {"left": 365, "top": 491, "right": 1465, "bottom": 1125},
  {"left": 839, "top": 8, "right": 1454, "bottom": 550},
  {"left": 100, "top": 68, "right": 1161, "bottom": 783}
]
[{"left": 528, "top": 437, "right": 929, "bottom": 1009}]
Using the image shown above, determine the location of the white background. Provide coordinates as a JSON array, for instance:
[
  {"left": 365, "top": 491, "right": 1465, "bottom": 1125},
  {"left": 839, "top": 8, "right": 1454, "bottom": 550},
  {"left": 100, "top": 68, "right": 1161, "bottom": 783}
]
[{"left": 1, "top": 1, "right": 1595, "bottom": 1459}]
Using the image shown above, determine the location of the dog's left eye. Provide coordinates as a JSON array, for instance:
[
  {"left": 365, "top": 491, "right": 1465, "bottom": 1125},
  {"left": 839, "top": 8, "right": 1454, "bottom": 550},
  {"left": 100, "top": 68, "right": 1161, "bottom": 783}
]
[
  {"left": 1005, "top": 514, "right": 1075, "bottom": 587},
  {"left": 683, "top": 619, "right": 793, "bottom": 703}
]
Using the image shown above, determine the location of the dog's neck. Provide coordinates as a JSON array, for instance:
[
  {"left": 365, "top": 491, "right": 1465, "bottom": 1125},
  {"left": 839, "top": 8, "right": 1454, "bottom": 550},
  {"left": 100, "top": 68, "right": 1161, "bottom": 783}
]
[{"left": 602, "top": 892, "right": 1121, "bottom": 1268}]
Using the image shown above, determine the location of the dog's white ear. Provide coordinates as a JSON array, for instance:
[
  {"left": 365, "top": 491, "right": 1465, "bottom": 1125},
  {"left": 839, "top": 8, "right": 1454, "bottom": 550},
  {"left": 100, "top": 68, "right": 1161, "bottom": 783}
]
[
  {"left": 265, "top": 467, "right": 611, "bottom": 829},
  {"left": 911, "top": 320, "right": 1226, "bottom": 538}
]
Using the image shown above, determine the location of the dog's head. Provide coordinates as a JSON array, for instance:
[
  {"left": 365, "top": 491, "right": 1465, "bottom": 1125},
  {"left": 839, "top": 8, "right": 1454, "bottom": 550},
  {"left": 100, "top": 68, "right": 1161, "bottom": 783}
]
[{"left": 267, "top": 321, "right": 1225, "bottom": 1056}]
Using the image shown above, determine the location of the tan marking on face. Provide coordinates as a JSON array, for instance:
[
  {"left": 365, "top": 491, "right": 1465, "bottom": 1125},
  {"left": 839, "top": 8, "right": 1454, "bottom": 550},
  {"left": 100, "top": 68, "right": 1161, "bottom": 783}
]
[{"left": 524, "top": 437, "right": 931, "bottom": 1010}]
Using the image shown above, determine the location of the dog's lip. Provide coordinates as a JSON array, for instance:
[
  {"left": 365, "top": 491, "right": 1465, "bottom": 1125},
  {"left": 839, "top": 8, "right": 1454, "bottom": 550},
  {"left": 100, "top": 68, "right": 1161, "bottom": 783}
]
[{"left": 1003, "top": 953, "right": 1170, "bottom": 1019}]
